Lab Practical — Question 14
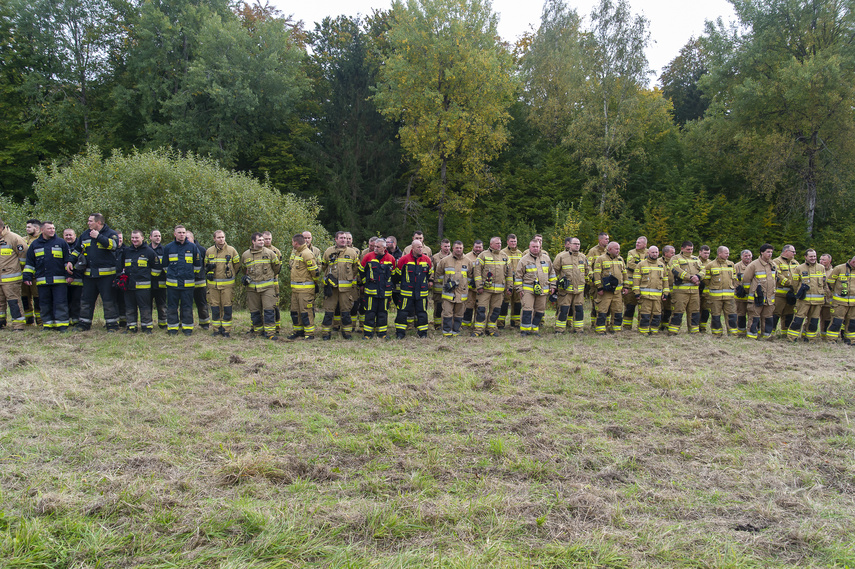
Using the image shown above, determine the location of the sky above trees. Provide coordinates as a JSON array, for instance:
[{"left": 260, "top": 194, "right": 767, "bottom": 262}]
[{"left": 272, "top": 0, "right": 737, "bottom": 75}]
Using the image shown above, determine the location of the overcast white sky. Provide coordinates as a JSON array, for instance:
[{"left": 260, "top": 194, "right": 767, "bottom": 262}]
[{"left": 271, "top": 0, "right": 737, "bottom": 81}]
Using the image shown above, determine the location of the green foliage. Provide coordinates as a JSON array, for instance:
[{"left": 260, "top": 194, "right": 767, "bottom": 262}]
[
  {"left": 699, "top": 0, "right": 855, "bottom": 237},
  {"left": 31, "top": 146, "right": 328, "bottom": 254},
  {"left": 659, "top": 37, "right": 709, "bottom": 126},
  {"left": 373, "top": 0, "right": 518, "bottom": 238},
  {"left": 0, "top": 192, "right": 32, "bottom": 233},
  {"left": 305, "top": 14, "right": 407, "bottom": 243}
]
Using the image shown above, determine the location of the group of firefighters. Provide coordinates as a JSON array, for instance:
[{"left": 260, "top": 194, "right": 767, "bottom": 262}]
[{"left": 2, "top": 215, "right": 853, "bottom": 343}]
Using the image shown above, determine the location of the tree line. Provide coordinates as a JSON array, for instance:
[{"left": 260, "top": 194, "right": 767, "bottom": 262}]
[{"left": 2, "top": 0, "right": 853, "bottom": 262}]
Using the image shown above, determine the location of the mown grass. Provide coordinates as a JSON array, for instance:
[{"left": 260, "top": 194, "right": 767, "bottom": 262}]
[{"left": 2, "top": 310, "right": 854, "bottom": 568}]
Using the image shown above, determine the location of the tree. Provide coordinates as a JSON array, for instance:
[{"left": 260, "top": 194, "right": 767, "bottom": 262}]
[
  {"left": 659, "top": 37, "right": 710, "bottom": 126},
  {"left": 372, "top": 0, "right": 517, "bottom": 239},
  {"left": 519, "top": 0, "right": 585, "bottom": 142},
  {"left": 567, "top": 0, "right": 652, "bottom": 216},
  {"left": 700, "top": 0, "right": 855, "bottom": 238},
  {"left": 305, "top": 13, "right": 406, "bottom": 243}
]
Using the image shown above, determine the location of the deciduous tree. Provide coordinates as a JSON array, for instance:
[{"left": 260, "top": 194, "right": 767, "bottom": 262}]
[{"left": 372, "top": 0, "right": 517, "bottom": 239}]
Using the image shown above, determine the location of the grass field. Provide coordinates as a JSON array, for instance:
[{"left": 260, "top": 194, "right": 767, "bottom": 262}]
[{"left": 2, "top": 311, "right": 854, "bottom": 568}]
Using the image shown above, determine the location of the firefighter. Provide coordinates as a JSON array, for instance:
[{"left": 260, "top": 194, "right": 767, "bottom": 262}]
[
  {"left": 704, "top": 246, "right": 738, "bottom": 336},
  {"left": 515, "top": 238, "right": 556, "bottom": 336},
  {"left": 360, "top": 238, "right": 396, "bottom": 339},
  {"left": 22, "top": 218, "right": 41, "bottom": 325},
  {"left": 632, "top": 246, "right": 669, "bottom": 335},
  {"left": 149, "top": 229, "right": 168, "bottom": 329},
  {"left": 668, "top": 241, "right": 705, "bottom": 335},
  {"left": 242, "top": 232, "right": 282, "bottom": 340},
  {"left": 395, "top": 239, "right": 432, "bottom": 338},
  {"left": 434, "top": 240, "right": 470, "bottom": 337},
  {"left": 63, "top": 228, "right": 84, "bottom": 327},
  {"left": 772, "top": 244, "right": 799, "bottom": 336},
  {"left": 0, "top": 219, "right": 27, "bottom": 331},
  {"left": 262, "top": 231, "right": 283, "bottom": 332},
  {"left": 586, "top": 232, "right": 610, "bottom": 326},
  {"left": 659, "top": 245, "right": 676, "bottom": 330},
  {"left": 697, "top": 244, "right": 712, "bottom": 332},
  {"left": 185, "top": 231, "right": 210, "bottom": 330},
  {"left": 161, "top": 224, "right": 201, "bottom": 336},
  {"left": 402, "top": 231, "right": 433, "bottom": 258},
  {"left": 552, "top": 237, "right": 588, "bottom": 333},
  {"left": 742, "top": 243, "right": 777, "bottom": 340},
  {"left": 461, "top": 240, "right": 484, "bottom": 331},
  {"left": 431, "top": 239, "right": 451, "bottom": 329},
  {"left": 819, "top": 253, "right": 833, "bottom": 339},
  {"left": 23, "top": 221, "right": 71, "bottom": 331},
  {"left": 206, "top": 230, "right": 241, "bottom": 337},
  {"left": 472, "top": 236, "right": 512, "bottom": 337},
  {"left": 320, "top": 231, "right": 360, "bottom": 340},
  {"left": 733, "top": 249, "right": 753, "bottom": 336},
  {"left": 787, "top": 248, "right": 826, "bottom": 342},
  {"left": 498, "top": 234, "right": 523, "bottom": 329},
  {"left": 623, "top": 236, "right": 648, "bottom": 330},
  {"left": 72, "top": 213, "right": 121, "bottom": 332},
  {"left": 288, "top": 233, "right": 322, "bottom": 340},
  {"left": 825, "top": 254, "right": 855, "bottom": 344},
  {"left": 592, "top": 241, "right": 627, "bottom": 334},
  {"left": 119, "top": 230, "right": 160, "bottom": 333}
]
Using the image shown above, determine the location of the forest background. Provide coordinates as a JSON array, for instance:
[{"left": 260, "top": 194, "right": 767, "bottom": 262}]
[{"left": 1, "top": 0, "right": 854, "bottom": 261}]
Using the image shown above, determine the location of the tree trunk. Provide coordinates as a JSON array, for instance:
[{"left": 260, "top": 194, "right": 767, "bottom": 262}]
[{"left": 804, "top": 135, "right": 817, "bottom": 238}]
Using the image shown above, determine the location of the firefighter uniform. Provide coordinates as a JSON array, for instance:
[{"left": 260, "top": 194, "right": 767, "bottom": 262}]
[
  {"left": 499, "top": 244, "right": 523, "bottom": 328},
  {"left": 623, "top": 247, "right": 647, "bottom": 330},
  {"left": 66, "top": 236, "right": 84, "bottom": 327},
  {"left": 23, "top": 233, "right": 70, "bottom": 330},
  {"left": 74, "top": 225, "right": 121, "bottom": 331},
  {"left": 787, "top": 261, "right": 826, "bottom": 341},
  {"left": 592, "top": 252, "right": 627, "bottom": 334},
  {"left": 394, "top": 251, "right": 432, "bottom": 338},
  {"left": 192, "top": 240, "right": 210, "bottom": 329},
  {"left": 704, "top": 258, "right": 738, "bottom": 336},
  {"left": 431, "top": 248, "right": 450, "bottom": 329},
  {"left": 150, "top": 242, "right": 168, "bottom": 328},
  {"left": 821, "top": 263, "right": 833, "bottom": 339},
  {"left": 206, "top": 243, "right": 241, "bottom": 336},
  {"left": 162, "top": 239, "right": 201, "bottom": 334},
  {"left": 0, "top": 226, "right": 28, "bottom": 330},
  {"left": 360, "top": 250, "right": 396, "bottom": 338},
  {"left": 120, "top": 242, "right": 160, "bottom": 333},
  {"left": 461, "top": 250, "right": 480, "bottom": 330},
  {"left": 515, "top": 250, "right": 556, "bottom": 335},
  {"left": 733, "top": 259, "right": 751, "bottom": 336},
  {"left": 743, "top": 257, "right": 777, "bottom": 339},
  {"left": 826, "top": 261, "right": 855, "bottom": 343},
  {"left": 586, "top": 244, "right": 607, "bottom": 325},
  {"left": 289, "top": 243, "right": 321, "bottom": 339},
  {"left": 321, "top": 244, "right": 360, "bottom": 339},
  {"left": 268, "top": 245, "right": 283, "bottom": 331},
  {"left": 242, "top": 245, "right": 281, "bottom": 338},
  {"left": 552, "top": 250, "right": 588, "bottom": 333},
  {"left": 434, "top": 252, "right": 470, "bottom": 337},
  {"left": 772, "top": 255, "right": 799, "bottom": 335},
  {"left": 22, "top": 232, "right": 41, "bottom": 325},
  {"left": 472, "top": 247, "right": 512, "bottom": 336},
  {"left": 668, "top": 252, "right": 705, "bottom": 334},
  {"left": 632, "top": 257, "right": 669, "bottom": 335}
]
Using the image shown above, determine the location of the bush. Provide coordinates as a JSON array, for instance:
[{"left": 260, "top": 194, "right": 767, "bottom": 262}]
[
  {"left": 0, "top": 193, "right": 32, "bottom": 235},
  {"left": 33, "top": 146, "right": 328, "bottom": 252}
]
